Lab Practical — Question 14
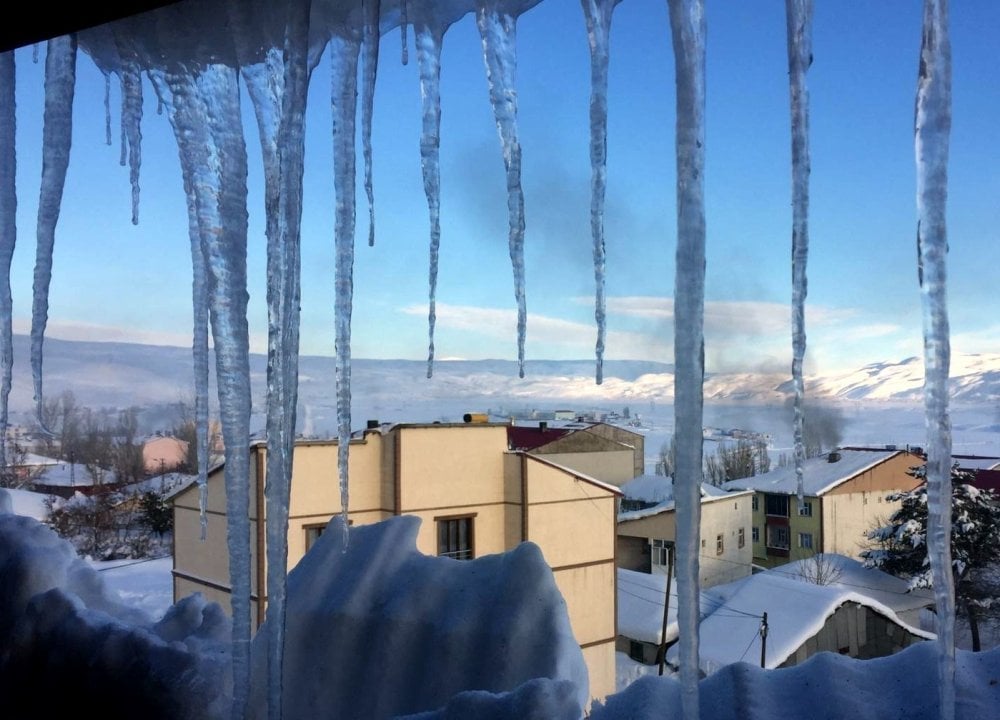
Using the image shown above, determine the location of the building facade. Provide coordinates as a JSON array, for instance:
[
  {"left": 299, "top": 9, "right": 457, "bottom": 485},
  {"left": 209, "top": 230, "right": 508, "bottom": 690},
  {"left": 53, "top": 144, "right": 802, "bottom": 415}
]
[
  {"left": 172, "top": 422, "right": 622, "bottom": 702},
  {"left": 726, "top": 448, "right": 925, "bottom": 569}
]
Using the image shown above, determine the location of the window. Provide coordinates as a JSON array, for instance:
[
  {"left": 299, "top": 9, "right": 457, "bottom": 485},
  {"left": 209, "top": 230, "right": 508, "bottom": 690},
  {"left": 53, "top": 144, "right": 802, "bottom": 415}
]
[
  {"left": 752, "top": 495, "right": 758, "bottom": 511},
  {"left": 652, "top": 538, "right": 672, "bottom": 567},
  {"left": 738, "top": 527, "right": 745, "bottom": 549},
  {"left": 629, "top": 640, "right": 645, "bottom": 663},
  {"left": 798, "top": 501, "right": 813, "bottom": 517},
  {"left": 798, "top": 532, "right": 813, "bottom": 549},
  {"left": 305, "top": 519, "right": 351, "bottom": 553},
  {"left": 437, "top": 515, "right": 474, "bottom": 560},
  {"left": 764, "top": 494, "right": 789, "bottom": 517},
  {"left": 304, "top": 524, "right": 325, "bottom": 553},
  {"left": 752, "top": 527, "right": 759, "bottom": 543},
  {"left": 716, "top": 534, "right": 724, "bottom": 555},
  {"left": 766, "top": 525, "right": 790, "bottom": 550}
]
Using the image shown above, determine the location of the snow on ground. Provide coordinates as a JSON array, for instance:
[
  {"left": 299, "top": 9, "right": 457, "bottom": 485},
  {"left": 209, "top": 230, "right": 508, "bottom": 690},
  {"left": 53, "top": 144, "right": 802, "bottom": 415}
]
[
  {"left": 92, "top": 555, "right": 175, "bottom": 620},
  {"left": 3, "top": 488, "right": 1000, "bottom": 718}
]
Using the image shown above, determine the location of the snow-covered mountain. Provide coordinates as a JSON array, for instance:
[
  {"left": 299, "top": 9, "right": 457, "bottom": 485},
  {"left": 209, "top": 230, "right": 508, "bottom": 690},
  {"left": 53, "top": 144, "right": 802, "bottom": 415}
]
[{"left": 5, "top": 336, "right": 998, "bottom": 424}]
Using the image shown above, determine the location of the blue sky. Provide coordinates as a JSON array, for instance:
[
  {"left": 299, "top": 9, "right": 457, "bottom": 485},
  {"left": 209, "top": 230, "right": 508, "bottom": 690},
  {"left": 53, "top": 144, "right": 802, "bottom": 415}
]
[{"left": 8, "top": 0, "right": 1000, "bottom": 374}]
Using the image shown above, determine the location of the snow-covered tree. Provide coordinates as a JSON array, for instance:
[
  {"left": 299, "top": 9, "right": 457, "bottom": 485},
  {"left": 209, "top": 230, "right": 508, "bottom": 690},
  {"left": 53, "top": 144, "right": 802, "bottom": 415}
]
[{"left": 862, "top": 466, "right": 1000, "bottom": 650}]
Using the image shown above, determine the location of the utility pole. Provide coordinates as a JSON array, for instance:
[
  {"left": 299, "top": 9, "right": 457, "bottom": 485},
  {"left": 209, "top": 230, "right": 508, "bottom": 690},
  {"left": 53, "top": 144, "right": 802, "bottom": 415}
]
[
  {"left": 760, "top": 612, "right": 769, "bottom": 668},
  {"left": 657, "top": 543, "right": 675, "bottom": 676}
]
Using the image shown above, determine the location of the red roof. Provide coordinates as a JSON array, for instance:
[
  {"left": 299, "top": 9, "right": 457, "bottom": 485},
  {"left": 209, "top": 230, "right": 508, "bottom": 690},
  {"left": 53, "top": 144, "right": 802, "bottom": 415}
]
[
  {"left": 971, "top": 470, "right": 1000, "bottom": 493},
  {"left": 506, "top": 425, "right": 571, "bottom": 451}
]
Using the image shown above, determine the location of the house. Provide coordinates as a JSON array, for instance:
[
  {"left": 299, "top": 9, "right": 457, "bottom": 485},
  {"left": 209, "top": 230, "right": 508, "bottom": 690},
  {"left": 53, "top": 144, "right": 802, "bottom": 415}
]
[
  {"left": 664, "top": 570, "right": 934, "bottom": 675},
  {"left": 616, "top": 475, "right": 754, "bottom": 588},
  {"left": 507, "top": 420, "right": 644, "bottom": 485},
  {"left": 30, "top": 460, "right": 118, "bottom": 498},
  {"left": 142, "top": 435, "right": 190, "bottom": 475},
  {"left": 171, "top": 421, "right": 622, "bottom": 702},
  {"left": 723, "top": 448, "right": 925, "bottom": 569}
]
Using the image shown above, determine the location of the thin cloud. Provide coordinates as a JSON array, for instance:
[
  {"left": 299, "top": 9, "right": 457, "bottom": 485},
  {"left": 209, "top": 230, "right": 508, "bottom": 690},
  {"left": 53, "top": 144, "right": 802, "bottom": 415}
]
[{"left": 12, "top": 318, "right": 269, "bottom": 354}]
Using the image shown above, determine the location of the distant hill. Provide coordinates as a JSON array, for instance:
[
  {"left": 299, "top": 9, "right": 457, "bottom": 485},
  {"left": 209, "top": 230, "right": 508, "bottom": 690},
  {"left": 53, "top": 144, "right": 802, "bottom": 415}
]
[{"left": 4, "top": 336, "right": 997, "bottom": 427}]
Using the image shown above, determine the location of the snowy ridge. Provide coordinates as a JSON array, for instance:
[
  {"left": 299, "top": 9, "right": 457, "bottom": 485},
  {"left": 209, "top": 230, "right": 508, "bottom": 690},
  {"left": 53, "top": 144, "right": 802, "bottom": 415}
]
[
  {"left": 594, "top": 642, "right": 1000, "bottom": 720},
  {"left": 5, "top": 335, "right": 998, "bottom": 413}
]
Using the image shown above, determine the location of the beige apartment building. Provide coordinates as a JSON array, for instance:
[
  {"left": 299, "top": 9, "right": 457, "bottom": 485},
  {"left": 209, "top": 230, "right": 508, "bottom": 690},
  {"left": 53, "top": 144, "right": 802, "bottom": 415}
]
[
  {"left": 172, "top": 421, "right": 622, "bottom": 702},
  {"left": 616, "top": 483, "right": 755, "bottom": 588}
]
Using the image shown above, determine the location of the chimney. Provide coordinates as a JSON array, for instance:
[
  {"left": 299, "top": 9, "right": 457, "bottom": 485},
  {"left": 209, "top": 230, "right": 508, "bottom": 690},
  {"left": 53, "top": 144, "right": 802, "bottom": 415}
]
[
  {"left": 539, "top": 421, "right": 548, "bottom": 432},
  {"left": 827, "top": 450, "right": 841, "bottom": 463},
  {"left": 366, "top": 419, "right": 379, "bottom": 430}
]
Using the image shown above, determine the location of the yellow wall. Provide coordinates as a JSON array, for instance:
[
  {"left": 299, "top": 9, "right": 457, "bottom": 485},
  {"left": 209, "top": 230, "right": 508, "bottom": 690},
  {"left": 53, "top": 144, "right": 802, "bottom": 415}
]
[
  {"left": 539, "top": 450, "right": 635, "bottom": 487},
  {"left": 172, "top": 426, "right": 621, "bottom": 704}
]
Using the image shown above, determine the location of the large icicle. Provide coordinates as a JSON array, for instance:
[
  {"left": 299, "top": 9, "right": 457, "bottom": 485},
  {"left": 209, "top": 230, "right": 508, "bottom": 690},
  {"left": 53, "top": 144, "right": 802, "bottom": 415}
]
[
  {"left": 914, "top": 1, "right": 955, "bottom": 718},
  {"left": 233, "top": 0, "right": 313, "bottom": 714},
  {"left": 331, "top": 31, "right": 362, "bottom": 546},
  {"left": 187, "top": 190, "right": 210, "bottom": 545},
  {"left": 580, "top": 0, "right": 619, "bottom": 385},
  {"left": 116, "top": 50, "right": 143, "bottom": 225},
  {"left": 362, "top": 0, "right": 380, "bottom": 247},
  {"left": 400, "top": 0, "right": 410, "bottom": 65},
  {"left": 785, "top": 0, "right": 812, "bottom": 505},
  {"left": 476, "top": 0, "right": 527, "bottom": 378},
  {"left": 150, "top": 59, "right": 253, "bottom": 720},
  {"left": 103, "top": 72, "right": 113, "bottom": 145},
  {"left": 415, "top": 22, "right": 444, "bottom": 378},
  {"left": 30, "top": 36, "right": 76, "bottom": 430},
  {"left": 0, "top": 53, "right": 15, "bottom": 473},
  {"left": 666, "top": 1, "right": 706, "bottom": 719}
]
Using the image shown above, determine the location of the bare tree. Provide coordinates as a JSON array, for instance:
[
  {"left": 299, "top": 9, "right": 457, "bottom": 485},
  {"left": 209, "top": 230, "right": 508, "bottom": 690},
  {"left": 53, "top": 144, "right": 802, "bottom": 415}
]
[{"left": 797, "top": 553, "right": 844, "bottom": 586}]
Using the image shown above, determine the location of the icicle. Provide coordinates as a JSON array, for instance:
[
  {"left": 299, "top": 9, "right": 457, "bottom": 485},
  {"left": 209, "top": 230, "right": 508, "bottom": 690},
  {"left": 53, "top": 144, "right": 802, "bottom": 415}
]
[
  {"left": 150, "top": 61, "right": 253, "bottom": 720},
  {"left": 0, "top": 53, "right": 16, "bottom": 473},
  {"left": 415, "top": 24, "right": 444, "bottom": 379},
  {"left": 476, "top": 0, "right": 527, "bottom": 378},
  {"left": 117, "top": 55, "right": 143, "bottom": 225},
  {"left": 331, "top": 32, "right": 361, "bottom": 546},
  {"left": 103, "top": 72, "right": 113, "bottom": 146},
  {"left": 188, "top": 193, "right": 210, "bottom": 545},
  {"left": 400, "top": 0, "right": 410, "bottom": 65},
  {"left": 666, "top": 1, "right": 706, "bottom": 719},
  {"left": 786, "top": 0, "right": 813, "bottom": 506},
  {"left": 362, "top": 0, "right": 380, "bottom": 247},
  {"left": 580, "top": 0, "right": 620, "bottom": 385},
  {"left": 32, "top": 44, "right": 39, "bottom": 63},
  {"left": 118, "top": 74, "right": 127, "bottom": 167},
  {"left": 915, "top": 1, "right": 955, "bottom": 718},
  {"left": 30, "top": 35, "right": 76, "bottom": 431},
  {"left": 233, "top": 0, "right": 313, "bottom": 713}
]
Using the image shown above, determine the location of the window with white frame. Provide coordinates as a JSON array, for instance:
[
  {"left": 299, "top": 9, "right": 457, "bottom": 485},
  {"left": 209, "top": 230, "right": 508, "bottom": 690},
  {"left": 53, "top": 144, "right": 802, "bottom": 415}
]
[
  {"left": 752, "top": 494, "right": 758, "bottom": 511},
  {"left": 767, "top": 525, "right": 790, "bottom": 550},
  {"left": 798, "top": 532, "right": 813, "bottom": 549},
  {"left": 716, "top": 534, "right": 724, "bottom": 555},
  {"left": 652, "top": 538, "right": 672, "bottom": 567},
  {"left": 738, "top": 527, "right": 745, "bottom": 549},
  {"left": 798, "top": 500, "right": 813, "bottom": 517},
  {"left": 752, "top": 527, "right": 759, "bottom": 543}
]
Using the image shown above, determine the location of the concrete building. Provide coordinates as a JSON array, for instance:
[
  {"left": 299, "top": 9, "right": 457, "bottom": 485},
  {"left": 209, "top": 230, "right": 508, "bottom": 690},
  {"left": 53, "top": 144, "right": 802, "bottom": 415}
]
[
  {"left": 723, "top": 448, "right": 925, "bottom": 569},
  {"left": 171, "top": 421, "right": 622, "bottom": 702},
  {"left": 507, "top": 420, "right": 644, "bottom": 486},
  {"left": 615, "top": 475, "right": 754, "bottom": 588}
]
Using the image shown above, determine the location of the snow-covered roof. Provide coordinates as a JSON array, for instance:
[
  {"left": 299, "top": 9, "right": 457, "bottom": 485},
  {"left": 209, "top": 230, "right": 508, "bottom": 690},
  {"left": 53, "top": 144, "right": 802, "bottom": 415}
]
[
  {"left": 617, "top": 568, "right": 723, "bottom": 646},
  {"left": 770, "top": 554, "right": 935, "bottom": 616},
  {"left": 32, "top": 462, "right": 114, "bottom": 487},
  {"left": 722, "top": 448, "right": 903, "bottom": 496},
  {"left": 618, "top": 479, "right": 751, "bottom": 522},
  {"left": 20, "top": 453, "right": 61, "bottom": 467},
  {"left": 0, "top": 487, "right": 51, "bottom": 521},
  {"left": 667, "top": 570, "right": 935, "bottom": 674},
  {"left": 954, "top": 455, "right": 1000, "bottom": 471},
  {"left": 620, "top": 474, "right": 674, "bottom": 504}
]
